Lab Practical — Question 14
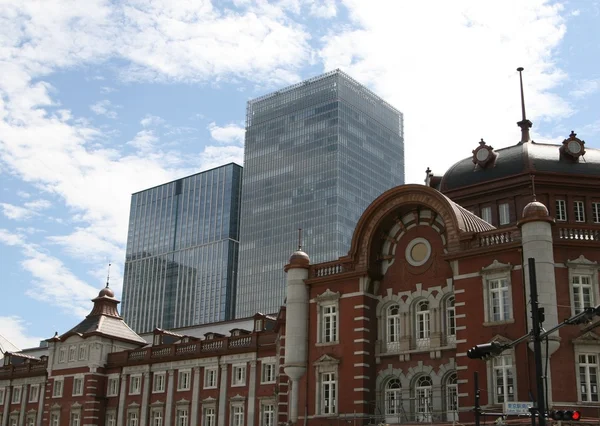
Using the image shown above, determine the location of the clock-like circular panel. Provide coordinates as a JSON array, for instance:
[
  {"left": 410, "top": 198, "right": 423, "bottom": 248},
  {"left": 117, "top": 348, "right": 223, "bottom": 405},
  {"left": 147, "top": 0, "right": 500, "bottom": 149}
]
[
  {"left": 405, "top": 237, "right": 432, "bottom": 267},
  {"left": 476, "top": 148, "right": 490, "bottom": 162},
  {"left": 567, "top": 140, "right": 581, "bottom": 155}
]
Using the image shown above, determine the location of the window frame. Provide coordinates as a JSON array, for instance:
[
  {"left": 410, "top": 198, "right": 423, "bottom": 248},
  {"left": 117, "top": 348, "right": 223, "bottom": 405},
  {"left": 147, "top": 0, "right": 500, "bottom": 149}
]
[
  {"left": 72, "top": 376, "right": 84, "bottom": 396},
  {"left": 445, "top": 296, "right": 456, "bottom": 345},
  {"left": 488, "top": 352, "right": 516, "bottom": 405},
  {"left": 260, "top": 401, "right": 275, "bottom": 426},
  {"left": 204, "top": 367, "right": 218, "bottom": 389},
  {"left": 68, "top": 345, "right": 77, "bottom": 362},
  {"left": 314, "top": 355, "right": 339, "bottom": 416},
  {"left": 53, "top": 379, "right": 64, "bottom": 398},
  {"left": 70, "top": 410, "right": 81, "bottom": 426},
  {"left": 107, "top": 376, "right": 119, "bottom": 397},
  {"left": 11, "top": 386, "right": 22, "bottom": 404},
  {"left": 78, "top": 345, "right": 87, "bottom": 361},
  {"left": 177, "top": 369, "right": 191, "bottom": 391},
  {"left": 568, "top": 256, "right": 600, "bottom": 317},
  {"left": 150, "top": 409, "right": 163, "bottom": 426},
  {"left": 231, "top": 404, "right": 245, "bottom": 426},
  {"left": 153, "top": 372, "right": 166, "bottom": 393},
  {"left": 0, "top": 387, "right": 5, "bottom": 405},
  {"left": 261, "top": 362, "right": 276, "bottom": 384},
  {"left": 176, "top": 406, "right": 189, "bottom": 426},
  {"left": 50, "top": 412, "right": 60, "bottom": 426},
  {"left": 129, "top": 374, "right": 142, "bottom": 395},
  {"left": 592, "top": 202, "right": 600, "bottom": 223},
  {"left": 315, "top": 290, "right": 340, "bottom": 345},
  {"left": 203, "top": 407, "right": 216, "bottom": 426},
  {"left": 231, "top": 364, "right": 247, "bottom": 387},
  {"left": 58, "top": 347, "right": 67, "bottom": 363},
  {"left": 385, "top": 303, "right": 401, "bottom": 352},
  {"left": 575, "top": 200, "right": 586, "bottom": 222},
  {"left": 481, "top": 261, "right": 514, "bottom": 326},
  {"left": 105, "top": 410, "right": 117, "bottom": 426},
  {"left": 481, "top": 206, "right": 492, "bottom": 224},
  {"left": 556, "top": 199, "right": 567, "bottom": 221},
  {"left": 29, "top": 384, "right": 40, "bottom": 403},
  {"left": 384, "top": 378, "right": 402, "bottom": 416},
  {"left": 498, "top": 202, "right": 510, "bottom": 225},
  {"left": 414, "top": 300, "right": 431, "bottom": 349},
  {"left": 127, "top": 410, "right": 139, "bottom": 426}
]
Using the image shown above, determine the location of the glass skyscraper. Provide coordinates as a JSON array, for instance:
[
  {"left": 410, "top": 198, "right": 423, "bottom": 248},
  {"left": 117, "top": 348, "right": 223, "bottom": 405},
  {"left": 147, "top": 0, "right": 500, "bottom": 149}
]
[
  {"left": 122, "top": 163, "right": 242, "bottom": 333},
  {"left": 235, "top": 70, "right": 404, "bottom": 317}
]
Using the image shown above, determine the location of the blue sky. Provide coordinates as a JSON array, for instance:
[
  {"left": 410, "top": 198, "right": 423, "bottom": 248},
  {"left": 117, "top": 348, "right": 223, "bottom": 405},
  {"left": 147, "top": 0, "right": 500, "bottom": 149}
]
[{"left": 1, "top": 0, "right": 599, "bottom": 349}]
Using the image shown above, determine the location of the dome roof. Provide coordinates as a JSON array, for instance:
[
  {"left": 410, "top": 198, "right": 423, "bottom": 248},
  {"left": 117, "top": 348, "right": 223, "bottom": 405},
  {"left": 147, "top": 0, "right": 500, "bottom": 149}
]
[
  {"left": 98, "top": 285, "right": 115, "bottom": 298},
  {"left": 288, "top": 249, "right": 310, "bottom": 268},
  {"left": 522, "top": 200, "right": 549, "bottom": 219},
  {"left": 440, "top": 140, "right": 600, "bottom": 192}
]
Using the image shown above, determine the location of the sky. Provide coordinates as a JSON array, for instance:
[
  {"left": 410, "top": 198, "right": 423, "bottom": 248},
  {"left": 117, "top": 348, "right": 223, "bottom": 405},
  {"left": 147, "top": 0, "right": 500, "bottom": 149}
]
[{"left": 1, "top": 0, "right": 599, "bottom": 350}]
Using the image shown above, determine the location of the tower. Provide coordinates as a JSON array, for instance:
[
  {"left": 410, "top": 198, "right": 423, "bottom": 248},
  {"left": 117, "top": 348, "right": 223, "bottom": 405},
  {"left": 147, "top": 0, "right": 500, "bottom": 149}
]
[{"left": 236, "top": 70, "right": 404, "bottom": 317}]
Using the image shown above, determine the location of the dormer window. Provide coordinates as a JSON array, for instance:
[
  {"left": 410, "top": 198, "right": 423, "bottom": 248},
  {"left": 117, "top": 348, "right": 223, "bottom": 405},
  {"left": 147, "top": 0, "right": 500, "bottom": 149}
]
[
  {"left": 205, "top": 333, "right": 214, "bottom": 340},
  {"left": 560, "top": 130, "right": 586, "bottom": 161},
  {"left": 181, "top": 337, "right": 189, "bottom": 343},
  {"left": 153, "top": 335, "right": 162, "bottom": 346},
  {"left": 232, "top": 330, "right": 240, "bottom": 337},
  {"left": 255, "top": 319, "right": 263, "bottom": 331},
  {"left": 472, "top": 139, "right": 497, "bottom": 169}
]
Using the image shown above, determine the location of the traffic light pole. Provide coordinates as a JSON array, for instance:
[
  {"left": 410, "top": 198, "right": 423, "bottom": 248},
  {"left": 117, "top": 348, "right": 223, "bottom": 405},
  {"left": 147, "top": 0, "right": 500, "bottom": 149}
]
[
  {"left": 529, "top": 258, "right": 546, "bottom": 426},
  {"left": 474, "top": 371, "right": 481, "bottom": 426}
]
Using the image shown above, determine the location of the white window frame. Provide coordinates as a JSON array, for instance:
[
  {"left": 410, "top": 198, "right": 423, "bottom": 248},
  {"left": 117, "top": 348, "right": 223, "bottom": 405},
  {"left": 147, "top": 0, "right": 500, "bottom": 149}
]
[
  {"left": 592, "top": 202, "right": 600, "bottom": 223},
  {"left": 78, "top": 345, "right": 87, "bottom": 361},
  {"left": 105, "top": 411, "right": 117, "bottom": 426},
  {"left": 415, "top": 300, "right": 431, "bottom": 349},
  {"left": 568, "top": 256, "right": 600, "bottom": 317},
  {"left": 107, "top": 377, "right": 119, "bottom": 396},
  {"left": 127, "top": 410, "right": 139, "bottom": 426},
  {"left": 231, "top": 404, "right": 244, "bottom": 426},
  {"left": 314, "top": 355, "right": 339, "bottom": 416},
  {"left": 203, "top": 407, "right": 216, "bottom": 426},
  {"left": 153, "top": 372, "right": 166, "bottom": 393},
  {"left": 72, "top": 376, "right": 84, "bottom": 396},
  {"left": 414, "top": 375, "right": 433, "bottom": 422},
  {"left": 29, "top": 384, "right": 39, "bottom": 403},
  {"left": 58, "top": 348, "right": 67, "bottom": 363},
  {"left": 68, "top": 345, "right": 77, "bottom": 362},
  {"left": 129, "top": 375, "right": 142, "bottom": 395},
  {"left": 11, "top": 386, "right": 21, "bottom": 404},
  {"left": 260, "top": 402, "right": 275, "bottom": 426},
  {"left": 176, "top": 406, "right": 189, "bottom": 426},
  {"left": 384, "top": 378, "right": 402, "bottom": 416},
  {"left": 150, "top": 409, "right": 163, "bottom": 426},
  {"left": 386, "top": 303, "right": 401, "bottom": 352},
  {"left": 575, "top": 200, "right": 586, "bottom": 222},
  {"left": 232, "top": 364, "right": 247, "bottom": 387},
  {"left": 204, "top": 367, "right": 218, "bottom": 389},
  {"left": 481, "top": 206, "right": 492, "bottom": 224},
  {"left": 481, "top": 261, "right": 514, "bottom": 325},
  {"left": 488, "top": 352, "right": 516, "bottom": 404},
  {"left": 50, "top": 412, "right": 60, "bottom": 426},
  {"left": 177, "top": 370, "right": 191, "bottom": 391},
  {"left": 53, "top": 379, "right": 64, "bottom": 398},
  {"left": 70, "top": 411, "right": 81, "bottom": 426},
  {"left": 556, "top": 199, "right": 567, "bottom": 221},
  {"left": 315, "top": 290, "right": 340, "bottom": 345},
  {"left": 26, "top": 414, "right": 36, "bottom": 426},
  {"left": 261, "top": 362, "right": 276, "bottom": 384},
  {"left": 498, "top": 203, "right": 510, "bottom": 225},
  {"left": 445, "top": 373, "right": 458, "bottom": 422},
  {"left": 445, "top": 296, "right": 456, "bottom": 345}
]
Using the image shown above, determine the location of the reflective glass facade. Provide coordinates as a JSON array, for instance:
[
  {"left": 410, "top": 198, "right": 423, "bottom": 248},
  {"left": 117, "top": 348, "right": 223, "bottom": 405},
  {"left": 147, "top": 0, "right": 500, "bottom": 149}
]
[
  {"left": 236, "top": 70, "right": 404, "bottom": 317},
  {"left": 122, "top": 163, "right": 242, "bottom": 333}
]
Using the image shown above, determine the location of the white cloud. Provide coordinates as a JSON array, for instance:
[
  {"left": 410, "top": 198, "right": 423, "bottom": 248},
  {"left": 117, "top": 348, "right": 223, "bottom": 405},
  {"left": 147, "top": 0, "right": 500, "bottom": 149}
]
[
  {"left": 100, "top": 86, "right": 117, "bottom": 94},
  {"left": 140, "top": 114, "right": 165, "bottom": 127},
  {"left": 208, "top": 122, "right": 245, "bottom": 144},
  {"left": 570, "top": 79, "right": 600, "bottom": 98},
  {"left": 127, "top": 129, "right": 158, "bottom": 151},
  {"left": 0, "top": 316, "right": 44, "bottom": 350},
  {"left": 309, "top": 0, "right": 337, "bottom": 18},
  {"left": 319, "top": 0, "right": 570, "bottom": 183},
  {"left": 198, "top": 145, "right": 244, "bottom": 170},
  {"left": 24, "top": 199, "right": 52, "bottom": 210},
  {"left": 0, "top": 203, "right": 35, "bottom": 220},
  {"left": 90, "top": 100, "right": 119, "bottom": 119}
]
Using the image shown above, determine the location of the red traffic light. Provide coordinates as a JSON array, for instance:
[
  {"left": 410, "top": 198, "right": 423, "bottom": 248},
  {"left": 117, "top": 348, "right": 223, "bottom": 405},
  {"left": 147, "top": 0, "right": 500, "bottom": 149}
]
[
  {"left": 549, "top": 410, "right": 581, "bottom": 421},
  {"left": 571, "top": 411, "right": 581, "bottom": 421}
]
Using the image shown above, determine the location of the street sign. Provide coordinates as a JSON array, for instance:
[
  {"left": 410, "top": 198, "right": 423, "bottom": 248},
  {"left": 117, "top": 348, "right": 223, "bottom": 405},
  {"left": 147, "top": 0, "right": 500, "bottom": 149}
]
[{"left": 504, "top": 402, "right": 531, "bottom": 415}]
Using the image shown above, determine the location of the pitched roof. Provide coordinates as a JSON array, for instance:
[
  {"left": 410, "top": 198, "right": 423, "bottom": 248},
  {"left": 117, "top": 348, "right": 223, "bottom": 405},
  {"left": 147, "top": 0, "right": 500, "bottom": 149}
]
[{"left": 0, "top": 334, "right": 20, "bottom": 359}]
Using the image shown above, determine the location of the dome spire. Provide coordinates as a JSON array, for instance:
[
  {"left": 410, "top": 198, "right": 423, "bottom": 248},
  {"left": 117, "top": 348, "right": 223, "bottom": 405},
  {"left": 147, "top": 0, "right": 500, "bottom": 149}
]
[
  {"left": 106, "top": 262, "right": 111, "bottom": 288},
  {"left": 517, "top": 67, "right": 532, "bottom": 144}
]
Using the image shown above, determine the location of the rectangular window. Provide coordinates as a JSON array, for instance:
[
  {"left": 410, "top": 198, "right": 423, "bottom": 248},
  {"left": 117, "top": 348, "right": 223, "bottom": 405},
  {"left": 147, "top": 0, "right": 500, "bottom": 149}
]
[
  {"left": 556, "top": 199, "right": 567, "bottom": 221},
  {"left": 70, "top": 412, "right": 81, "bottom": 426},
  {"left": 73, "top": 377, "right": 84, "bottom": 396},
  {"left": 53, "top": 380, "right": 63, "bottom": 398},
  {"left": 232, "top": 365, "right": 246, "bottom": 386},
  {"left": 489, "top": 279, "right": 511, "bottom": 322},
  {"left": 323, "top": 305, "right": 337, "bottom": 343},
  {"left": 498, "top": 203, "right": 510, "bottom": 225},
  {"left": 129, "top": 375, "right": 141, "bottom": 395},
  {"left": 204, "top": 367, "right": 218, "bottom": 388},
  {"left": 127, "top": 411, "right": 139, "bottom": 426},
  {"left": 11, "top": 386, "right": 21, "bottom": 404},
  {"left": 481, "top": 206, "right": 492, "bottom": 224},
  {"left": 261, "top": 403, "right": 275, "bottom": 426},
  {"left": 261, "top": 362, "right": 276, "bottom": 384},
  {"left": 78, "top": 345, "right": 87, "bottom": 360},
  {"left": 50, "top": 413, "right": 60, "bottom": 426},
  {"left": 10, "top": 416, "right": 17, "bottom": 426},
  {"left": 231, "top": 405, "right": 244, "bottom": 426},
  {"left": 203, "top": 408, "right": 216, "bottom": 426},
  {"left": 493, "top": 355, "right": 515, "bottom": 404},
  {"left": 0, "top": 387, "right": 4, "bottom": 404},
  {"left": 26, "top": 415, "right": 35, "bottom": 426},
  {"left": 107, "top": 377, "right": 119, "bottom": 396},
  {"left": 58, "top": 348, "right": 66, "bottom": 363},
  {"left": 106, "top": 412, "right": 116, "bottom": 426},
  {"left": 29, "top": 384, "right": 39, "bottom": 403},
  {"left": 575, "top": 201, "right": 586, "bottom": 222},
  {"left": 321, "top": 372, "right": 337, "bottom": 414},
  {"left": 573, "top": 275, "right": 593, "bottom": 314},
  {"left": 176, "top": 408, "right": 189, "bottom": 426},
  {"left": 579, "top": 354, "right": 599, "bottom": 402},
  {"left": 153, "top": 372, "right": 166, "bottom": 393},
  {"left": 68, "top": 346, "right": 77, "bottom": 362},
  {"left": 178, "top": 370, "right": 191, "bottom": 391},
  {"left": 593, "top": 202, "right": 600, "bottom": 223},
  {"left": 151, "top": 410, "right": 163, "bottom": 426}
]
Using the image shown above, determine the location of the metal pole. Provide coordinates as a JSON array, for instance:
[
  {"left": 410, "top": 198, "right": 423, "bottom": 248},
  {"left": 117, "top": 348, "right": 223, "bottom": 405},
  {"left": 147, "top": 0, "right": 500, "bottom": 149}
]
[
  {"left": 474, "top": 371, "right": 481, "bottom": 426},
  {"left": 528, "top": 258, "right": 546, "bottom": 426}
]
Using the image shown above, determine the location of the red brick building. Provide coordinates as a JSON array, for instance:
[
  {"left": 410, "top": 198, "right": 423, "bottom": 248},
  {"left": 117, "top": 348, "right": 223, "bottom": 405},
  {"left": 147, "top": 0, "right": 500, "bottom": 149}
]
[{"left": 1, "top": 128, "right": 599, "bottom": 426}]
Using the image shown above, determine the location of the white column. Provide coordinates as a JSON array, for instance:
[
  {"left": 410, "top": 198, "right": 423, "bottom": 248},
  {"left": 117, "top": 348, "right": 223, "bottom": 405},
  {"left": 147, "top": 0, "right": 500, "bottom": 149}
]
[
  {"left": 191, "top": 367, "right": 201, "bottom": 426},
  {"left": 218, "top": 364, "right": 228, "bottom": 426},
  {"left": 36, "top": 383, "right": 45, "bottom": 426},
  {"left": 165, "top": 371, "right": 175, "bottom": 426},
  {"left": 19, "top": 384, "right": 28, "bottom": 426},
  {"left": 140, "top": 372, "right": 150, "bottom": 426},
  {"left": 117, "top": 375, "right": 127, "bottom": 426},
  {"left": 247, "top": 362, "right": 257, "bottom": 426}
]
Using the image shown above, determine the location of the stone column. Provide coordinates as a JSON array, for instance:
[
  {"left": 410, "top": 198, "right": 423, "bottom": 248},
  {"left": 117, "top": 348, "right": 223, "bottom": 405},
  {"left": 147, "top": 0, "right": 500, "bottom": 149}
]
[
  {"left": 140, "top": 372, "right": 150, "bottom": 426},
  {"left": 247, "top": 362, "right": 257, "bottom": 426},
  {"left": 36, "top": 383, "right": 45, "bottom": 426},
  {"left": 117, "top": 375, "right": 127, "bottom": 426},
  {"left": 19, "top": 384, "right": 28, "bottom": 426},
  {"left": 165, "top": 371, "right": 175, "bottom": 426},
  {"left": 218, "top": 364, "right": 228, "bottom": 426},
  {"left": 191, "top": 367, "right": 201, "bottom": 426}
]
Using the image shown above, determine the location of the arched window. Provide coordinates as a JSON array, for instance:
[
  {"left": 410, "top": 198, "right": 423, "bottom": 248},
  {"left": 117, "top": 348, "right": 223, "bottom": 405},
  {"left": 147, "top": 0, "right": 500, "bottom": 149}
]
[
  {"left": 385, "top": 378, "right": 402, "bottom": 415},
  {"left": 386, "top": 304, "right": 401, "bottom": 352},
  {"left": 414, "top": 376, "right": 432, "bottom": 422},
  {"left": 445, "top": 373, "right": 458, "bottom": 421},
  {"left": 415, "top": 301, "right": 430, "bottom": 349},
  {"left": 445, "top": 296, "right": 456, "bottom": 345}
]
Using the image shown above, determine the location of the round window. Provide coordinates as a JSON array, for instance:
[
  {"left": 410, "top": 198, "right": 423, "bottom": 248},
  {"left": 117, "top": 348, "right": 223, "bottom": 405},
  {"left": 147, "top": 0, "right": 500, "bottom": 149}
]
[{"left": 405, "top": 238, "right": 431, "bottom": 267}]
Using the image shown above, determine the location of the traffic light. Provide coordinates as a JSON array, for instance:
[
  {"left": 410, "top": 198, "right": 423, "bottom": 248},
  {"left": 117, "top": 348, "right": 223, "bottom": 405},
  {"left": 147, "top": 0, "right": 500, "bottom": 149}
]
[
  {"left": 549, "top": 410, "right": 581, "bottom": 421},
  {"left": 467, "top": 342, "right": 505, "bottom": 359},
  {"left": 568, "top": 306, "right": 600, "bottom": 325}
]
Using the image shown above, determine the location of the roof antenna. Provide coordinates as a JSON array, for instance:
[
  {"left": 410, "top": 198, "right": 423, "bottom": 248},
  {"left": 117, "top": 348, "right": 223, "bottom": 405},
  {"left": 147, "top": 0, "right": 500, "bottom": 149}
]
[
  {"left": 297, "top": 228, "right": 303, "bottom": 251},
  {"left": 517, "top": 67, "right": 532, "bottom": 144},
  {"left": 106, "top": 262, "right": 111, "bottom": 288},
  {"left": 530, "top": 174, "right": 537, "bottom": 201}
]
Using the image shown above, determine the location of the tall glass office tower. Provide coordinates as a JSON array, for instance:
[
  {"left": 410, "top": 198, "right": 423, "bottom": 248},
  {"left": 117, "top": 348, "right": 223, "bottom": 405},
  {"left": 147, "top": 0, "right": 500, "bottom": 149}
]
[
  {"left": 235, "top": 70, "right": 404, "bottom": 317},
  {"left": 121, "top": 163, "right": 242, "bottom": 333}
]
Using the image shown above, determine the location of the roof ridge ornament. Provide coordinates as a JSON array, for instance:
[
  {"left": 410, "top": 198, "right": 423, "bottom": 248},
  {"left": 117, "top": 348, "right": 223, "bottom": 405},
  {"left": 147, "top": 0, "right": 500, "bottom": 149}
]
[
  {"left": 472, "top": 138, "right": 497, "bottom": 169},
  {"left": 516, "top": 67, "right": 533, "bottom": 144},
  {"left": 560, "top": 130, "right": 586, "bottom": 162}
]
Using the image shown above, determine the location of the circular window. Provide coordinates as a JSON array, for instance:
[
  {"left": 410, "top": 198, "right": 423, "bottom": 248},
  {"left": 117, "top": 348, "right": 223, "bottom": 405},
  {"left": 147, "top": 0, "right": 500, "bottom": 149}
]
[{"left": 405, "top": 238, "right": 431, "bottom": 267}]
